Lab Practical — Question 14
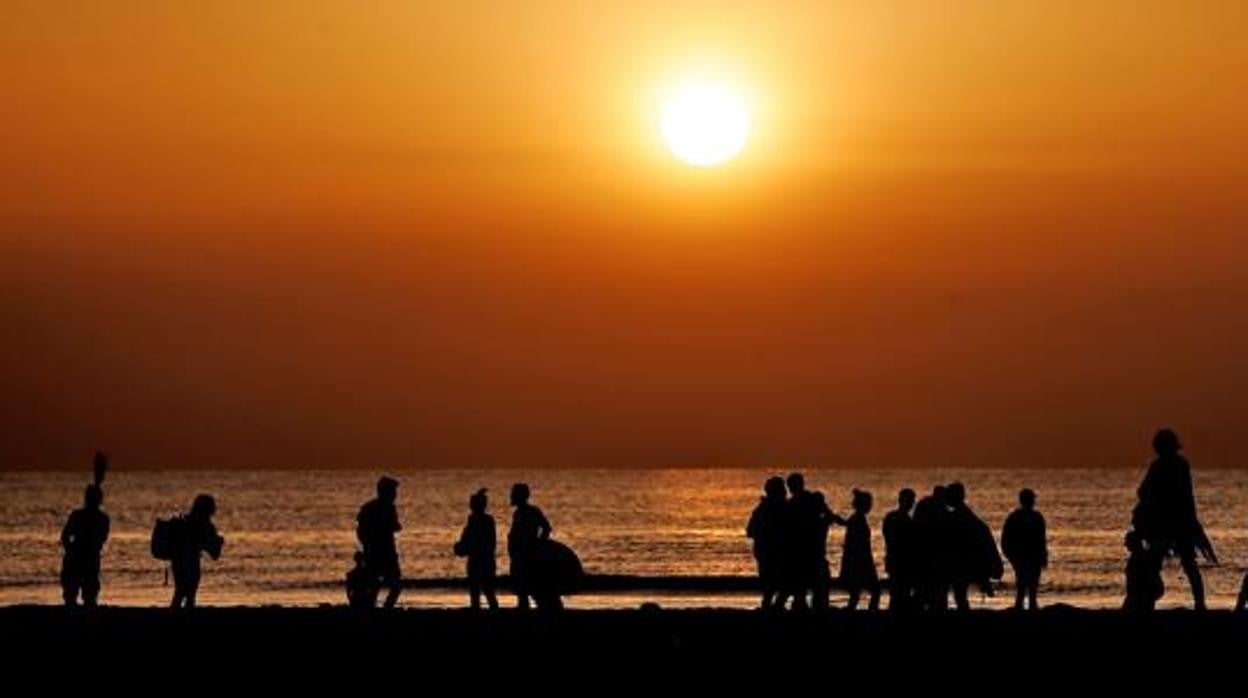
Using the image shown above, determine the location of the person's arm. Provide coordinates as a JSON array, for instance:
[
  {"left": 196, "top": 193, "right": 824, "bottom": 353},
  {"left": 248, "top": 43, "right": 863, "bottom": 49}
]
[
  {"left": 1038, "top": 514, "right": 1048, "bottom": 568},
  {"left": 60, "top": 513, "right": 74, "bottom": 550},
  {"left": 746, "top": 507, "right": 761, "bottom": 539},
  {"left": 205, "top": 523, "right": 224, "bottom": 560},
  {"left": 537, "top": 509, "right": 551, "bottom": 539}
]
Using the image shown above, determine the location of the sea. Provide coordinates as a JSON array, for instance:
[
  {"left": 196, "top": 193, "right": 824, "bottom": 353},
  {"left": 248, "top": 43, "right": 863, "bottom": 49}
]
[{"left": 2, "top": 468, "right": 1246, "bottom": 609}]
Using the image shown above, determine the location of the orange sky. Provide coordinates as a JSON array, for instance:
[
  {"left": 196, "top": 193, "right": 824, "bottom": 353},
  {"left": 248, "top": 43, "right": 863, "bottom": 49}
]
[{"left": 3, "top": 2, "right": 1248, "bottom": 469}]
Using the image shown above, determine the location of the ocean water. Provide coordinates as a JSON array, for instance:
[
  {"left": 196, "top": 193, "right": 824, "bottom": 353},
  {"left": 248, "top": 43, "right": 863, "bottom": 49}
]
[{"left": 2, "top": 468, "right": 1246, "bottom": 609}]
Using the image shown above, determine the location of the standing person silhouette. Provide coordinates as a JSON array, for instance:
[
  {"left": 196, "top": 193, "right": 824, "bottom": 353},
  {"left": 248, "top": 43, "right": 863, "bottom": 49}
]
[
  {"left": 746, "top": 476, "right": 789, "bottom": 610},
  {"left": 1133, "top": 429, "right": 1216, "bottom": 610},
  {"left": 913, "top": 485, "right": 951, "bottom": 611},
  {"left": 455, "top": 488, "right": 499, "bottom": 610},
  {"left": 507, "top": 483, "right": 551, "bottom": 609},
  {"left": 882, "top": 488, "right": 917, "bottom": 611},
  {"left": 784, "top": 472, "right": 843, "bottom": 610},
  {"left": 1002, "top": 488, "right": 1048, "bottom": 611},
  {"left": 840, "top": 489, "right": 881, "bottom": 611},
  {"left": 945, "top": 482, "right": 1002, "bottom": 611},
  {"left": 357, "top": 476, "right": 403, "bottom": 609},
  {"left": 60, "top": 484, "right": 110, "bottom": 607},
  {"left": 170, "top": 494, "right": 224, "bottom": 609}
]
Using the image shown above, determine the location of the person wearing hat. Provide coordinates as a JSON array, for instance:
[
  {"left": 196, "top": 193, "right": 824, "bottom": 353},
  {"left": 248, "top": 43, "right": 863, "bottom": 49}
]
[
  {"left": 356, "top": 476, "right": 403, "bottom": 608},
  {"left": 454, "top": 488, "right": 498, "bottom": 610}
]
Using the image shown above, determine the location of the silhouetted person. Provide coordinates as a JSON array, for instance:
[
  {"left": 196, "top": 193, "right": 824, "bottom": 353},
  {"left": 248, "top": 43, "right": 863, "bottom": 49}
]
[
  {"left": 913, "top": 485, "right": 951, "bottom": 611},
  {"left": 1133, "top": 429, "right": 1216, "bottom": 610},
  {"left": 170, "top": 494, "right": 224, "bottom": 609},
  {"left": 1123, "top": 529, "right": 1164, "bottom": 612},
  {"left": 945, "top": 482, "right": 1002, "bottom": 611},
  {"left": 508, "top": 483, "right": 551, "bottom": 609},
  {"left": 345, "top": 551, "right": 379, "bottom": 611},
  {"left": 60, "top": 484, "right": 110, "bottom": 607},
  {"left": 784, "top": 472, "right": 843, "bottom": 610},
  {"left": 357, "top": 476, "right": 402, "bottom": 608},
  {"left": 841, "top": 489, "right": 880, "bottom": 611},
  {"left": 455, "top": 488, "right": 499, "bottom": 610},
  {"left": 746, "top": 476, "right": 789, "bottom": 609},
  {"left": 882, "top": 488, "right": 917, "bottom": 611},
  {"left": 1002, "top": 488, "right": 1048, "bottom": 611}
]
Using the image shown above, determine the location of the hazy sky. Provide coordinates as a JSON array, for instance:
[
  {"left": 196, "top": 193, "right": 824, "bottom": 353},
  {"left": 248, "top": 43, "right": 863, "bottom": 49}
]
[{"left": 4, "top": 2, "right": 1247, "bottom": 469}]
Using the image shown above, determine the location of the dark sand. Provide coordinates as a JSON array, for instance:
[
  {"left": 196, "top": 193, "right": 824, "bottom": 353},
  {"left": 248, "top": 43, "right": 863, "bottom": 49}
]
[{"left": 4, "top": 604, "right": 1245, "bottom": 685}]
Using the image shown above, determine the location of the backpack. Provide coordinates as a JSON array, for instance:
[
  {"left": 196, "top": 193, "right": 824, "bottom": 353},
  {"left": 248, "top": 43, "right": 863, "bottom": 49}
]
[{"left": 151, "top": 516, "right": 185, "bottom": 560}]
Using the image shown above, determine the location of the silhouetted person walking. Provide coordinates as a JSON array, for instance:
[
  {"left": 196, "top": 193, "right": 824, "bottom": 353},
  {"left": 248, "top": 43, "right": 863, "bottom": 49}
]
[
  {"left": 1123, "top": 529, "right": 1163, "bottom": 612},
  {"left": 746, "top": 476, "right": 789, "bottom": 609},
  {"left": 1002, "top": 488, "right": 1047, "bottom": 611},
  {"left": 357, "top": 476, "right": 403, "bottom": 608},
  {"left": 455, "top": 488, "right": 499, "bottom": 610},
  {"left": 60, "top": 484, "right": 110, "bottom": 607},
  {"left": 913, "top": 485, "right": 951, "bottom": 611},
  {"left": 1133, "top": 429, "right": 1216, "bottom": 610},
  {"left": 784, "top": 472, "right": 843, "bottom": 610},
  {"left": 841, "top": 489, "right": 880, "bottom": 611},
  {"left": 883, "top": 488, "right": 917, "bottom": 611},
  {"left": 508, "top": 483, "right": 551, "bottom": 609},
  {"left": 170, "top": 494, "right": 224, "bottom": 609},
  {"left": 945, "top": 482, "right": 1002, "bottom": 611}
]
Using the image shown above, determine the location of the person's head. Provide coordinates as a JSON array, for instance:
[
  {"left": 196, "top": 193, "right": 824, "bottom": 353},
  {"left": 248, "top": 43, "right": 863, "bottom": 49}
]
[
  {"left": 786, "top": 472, "right": 806, "bottom": 495},
  {"left": 83, "top": 484, "right": 104, "bottom": 510},
  {"left": 897, "top": 488, "right": 916, "bottom": 512},
  {"left": 763, "top": 476, "right": 786, "bottom": 501},
  {"left": 470, "top": 488, "right": 488, "bottom": 514},
  {"left": 510, "top": 483, "right": 530, "bottom": 507},
  {"left": 190, "top": 494, "right": 216, "bottom": 520},
  {"left": 377, "top": 476, "right": 399, "bottom": 503},
  {"left": 1019, "top": 488, "right": 1036, "bottom": 510},
  {"left": 945, "top": 482, "right": 966, "bottom": 507},
  {"left": 1152, "top": 429, "right": 1182, "bottom": 456},
  {"left": 852, "top": 489, "right": 873, "bottom": 514}
]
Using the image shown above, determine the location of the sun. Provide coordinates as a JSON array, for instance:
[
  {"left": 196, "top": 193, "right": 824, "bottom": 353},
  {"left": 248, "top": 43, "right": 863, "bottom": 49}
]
[{"left": 660, "top": 81, "right": 751, "bottom": 168}]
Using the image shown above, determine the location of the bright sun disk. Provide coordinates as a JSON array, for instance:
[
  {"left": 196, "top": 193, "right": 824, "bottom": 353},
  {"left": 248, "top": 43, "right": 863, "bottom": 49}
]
[{"left": 660, "top": 81, "right": 751, "bottom": 168}]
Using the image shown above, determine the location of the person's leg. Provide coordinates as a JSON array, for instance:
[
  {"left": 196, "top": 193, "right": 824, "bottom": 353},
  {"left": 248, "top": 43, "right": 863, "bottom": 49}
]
[
  {"left": 484, "top": 577, "right": 498, "bottom": 611},
  {"left": 953, "top": 583, "right": 970, "bottom": 611},
  {"left": 868, "top": 579, "right": 881, "bottom": 611},
  {"left": 61, "top": 559, "right": 79, "bottom": 607},
  {"left": 1013, "top": 571, "right": 1025, "bottom": 610},
  {"left": 469, "top": 578, "right": 481, "bottom": 610},
  {"left": 1179, "top": 551, "right": 1206, "bottom": 610},
  {"left": 811, "top": 559, "right": 830, "bottom": 610},
  {"left": 382, "top": 578, "right": 401, "bottom": 609},
  {"left": 1236, "top": 573, "right": 1247, "bottom": 612},
  {"left": 82, "top": 558, "right": 101, "bottom": 608},
  {"left": 846, "top": 587, "right": 860, "bottom": 610},
  {"left": 1028, "top": 569, "right": 1040, "bottom": 610}
]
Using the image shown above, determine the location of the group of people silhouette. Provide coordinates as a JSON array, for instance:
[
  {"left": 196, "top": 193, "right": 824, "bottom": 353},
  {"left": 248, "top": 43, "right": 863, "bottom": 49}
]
[
  {"left": 348, "top": 479, "right": 577, "bottom": 611},
  {"left": 55, "top": 429, "right": 1248, "bottom": 612},
  {"left": 748, "top": 474, "right": 1022, "bottom": 611}
]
